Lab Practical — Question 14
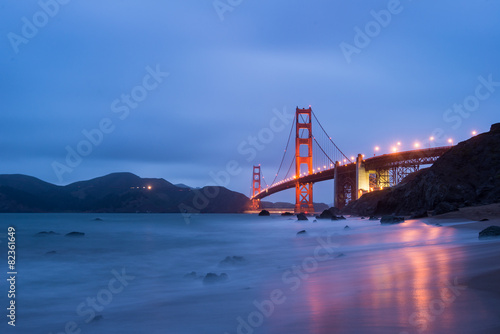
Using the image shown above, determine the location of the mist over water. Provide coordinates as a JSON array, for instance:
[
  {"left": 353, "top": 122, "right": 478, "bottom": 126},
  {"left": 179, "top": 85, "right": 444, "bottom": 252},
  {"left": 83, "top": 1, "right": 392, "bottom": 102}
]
[{"left": 1, "top": 214, "right": 499, "bottom": 334}]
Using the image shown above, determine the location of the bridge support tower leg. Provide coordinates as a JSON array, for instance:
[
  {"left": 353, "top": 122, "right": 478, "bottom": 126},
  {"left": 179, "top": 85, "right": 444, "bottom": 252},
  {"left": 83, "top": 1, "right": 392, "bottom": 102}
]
[
  {"left": 294, "top": 107, "right": 314, "bottom": 214},
  {"left": 251, "top": 165, "right": 261, "bottom": 210}
]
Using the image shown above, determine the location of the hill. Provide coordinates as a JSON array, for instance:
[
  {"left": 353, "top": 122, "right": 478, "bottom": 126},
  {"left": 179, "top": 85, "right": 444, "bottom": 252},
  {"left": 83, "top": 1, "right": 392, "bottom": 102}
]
[
  {"left": 0, "top": 172, "right": 250, "bottom": 213},
  {"left": 344, "top": 123, "right": 500, "bottom": 216}
]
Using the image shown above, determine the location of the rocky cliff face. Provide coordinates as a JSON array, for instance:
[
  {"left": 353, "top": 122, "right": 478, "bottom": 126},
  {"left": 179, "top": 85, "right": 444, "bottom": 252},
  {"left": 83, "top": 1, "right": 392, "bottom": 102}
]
[{"left": 344, "top": 123, "right": 500, "bottom": 216}]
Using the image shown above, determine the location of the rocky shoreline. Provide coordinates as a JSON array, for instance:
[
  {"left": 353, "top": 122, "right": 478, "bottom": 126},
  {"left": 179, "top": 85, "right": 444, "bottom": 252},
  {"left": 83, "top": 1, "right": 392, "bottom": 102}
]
[{"left": 343, "top": 123, "right": 500, "bottom": 217}]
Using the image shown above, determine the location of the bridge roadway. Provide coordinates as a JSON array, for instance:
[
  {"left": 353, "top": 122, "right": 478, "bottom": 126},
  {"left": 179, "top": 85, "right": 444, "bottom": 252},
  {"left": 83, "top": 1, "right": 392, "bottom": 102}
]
[{"left": 253, "top": 146, "right": 451, "bottom": 200}]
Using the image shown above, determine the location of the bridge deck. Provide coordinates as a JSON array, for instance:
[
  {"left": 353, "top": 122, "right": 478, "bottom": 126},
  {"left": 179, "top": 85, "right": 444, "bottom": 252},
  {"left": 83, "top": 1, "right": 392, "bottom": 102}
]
[{"left": 253, "top": 146, "right": 450, "bottom": 200}]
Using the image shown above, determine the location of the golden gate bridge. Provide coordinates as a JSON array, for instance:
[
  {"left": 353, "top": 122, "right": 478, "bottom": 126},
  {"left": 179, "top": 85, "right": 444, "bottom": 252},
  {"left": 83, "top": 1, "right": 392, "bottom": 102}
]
[{"left": 250, "top": 107, "right": 451, "bottom": 213}]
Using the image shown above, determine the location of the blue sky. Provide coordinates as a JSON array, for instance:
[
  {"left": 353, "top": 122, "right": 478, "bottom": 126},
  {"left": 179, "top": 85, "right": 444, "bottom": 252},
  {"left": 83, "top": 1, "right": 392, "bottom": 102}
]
[{"left": 1, "top": 0, "right": 499, "bottom": 204}]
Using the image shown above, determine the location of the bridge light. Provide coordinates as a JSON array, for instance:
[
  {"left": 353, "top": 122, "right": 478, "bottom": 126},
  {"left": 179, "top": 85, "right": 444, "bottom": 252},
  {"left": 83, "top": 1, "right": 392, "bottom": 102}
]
[
  {"left": 472, "top": 130, "right": 477, "bottom": 136},
  {"left": 414, "top": 142, "right": 420, "bottom": 148},
  {"left": 343, "top": 159, "right": 347, "bottom": 163},
  {"left": 397, "top": 142, "right": 401, "bottom": 146},
  {"left": 392, "top": 147, "right": 397, "bottom": 153},
  {"left": 448, "top": 138, "right": 453, "bottom": 145},
  {"left": 350, "top": 156, "right": 355, "bottom": 161}
]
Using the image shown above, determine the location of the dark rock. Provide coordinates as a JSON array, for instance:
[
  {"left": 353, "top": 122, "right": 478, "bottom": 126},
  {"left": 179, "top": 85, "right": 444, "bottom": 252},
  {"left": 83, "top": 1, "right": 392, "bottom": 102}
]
[
  {"left": 433, "top": 202, "right": 458, "bottom": 216},
  {"left": 338, "top": 215, "right": 346, "bottom": 220},
  {"left": 36, "top": 231, "right": 59, "bottom": 236},
  {"left": 380, "top": 215, "right": 405, "bottom": 224},
  {"left": 220, "top": 256, "right": 246, "bottom": 266},
  {"left": 479, "top": 218, "right": 489, "bottom": 222},
  {"left": 258, "top": 210, "right": 270, "bottom": 216},
  {"left": 318, "top": 210, "right": 333, "bottom": 219},
  {"left": 491, "top": 123, "right": 500, "bottom": 133},
  {"left": 281, "top": 212, "right": 293, "bottom": 216},
  {"left": 478, "top": 226, "right": 500, "bottom": 239},
  {"left": 336, "top": 253, "right": 345, "bottom": 258},
  {"left": 361, "top": 217, "right": 365, "bottom": 219},
  {"left": 296, "top": 230, "right": 307, "bottom": 235},
  {"left": 65, "top": 232, "right": 85, "bottom": 237},
  {"left": 91, "top": 315, "right": 104, "bottom": 322},
  {"left": 344, "top": 225, "right": 350, "bottom": 229},
  {"left": 313, "top": 219, "right": 317, "bottom": 223},
  {"left": 369, "top": 216, "right": 379, "bottom": 221},
  {"left": 318, "top": 207, "right": 340, "bottom": 219},
  {"left": 203, "top": 273, "right": 228, "bottom": 284},
  {"left": 297, "top": 213, "right": 308, "bottom": 221},
  {"left": 331, "top": 215, "right": 339, "bottom": 221},
  {"left": 45, "top": 250, "right": 57, "bottom": 255},
  {"left": 410, "top": 210, "right": 429, "bottom": 219},
  {"left": 93, "top": 218, "right": 103, "bottom": 221}
]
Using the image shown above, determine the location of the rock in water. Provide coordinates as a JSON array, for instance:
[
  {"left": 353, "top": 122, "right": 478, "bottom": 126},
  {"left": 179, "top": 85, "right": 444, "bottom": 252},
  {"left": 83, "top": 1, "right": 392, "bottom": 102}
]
[
  {"left": 380, "top": 216, "right": 405, "bottom": 224},
  {"left": 344, "top": 225, "right": 350, "bottom": 229},
  {"left": 93, "top": 218, "right": 103, "bottom": 221},
  {"left": 369, "top": 216, "right": 379, "bottom": 221},
  {"left": 35, "top": 231, "right": 59, "bottom": 236},
  {"left": 297, "top": 213, "right": 308, "bottom": 221},
  {"left": 220, "top": 256, "right": 246, "bottom": 266},
  {"left": 203, "top": 273, "right": 228, "bottom": 284},
  {"left": 432, "top": 202, "right": 458, "bottom": 216},
  {"left": 258, "top": 210, "right": 270, "bottom": 216},
  {"left": 281, "top": 212, "right": 293, "bottom": 216},
  {"left": 318, "top": 209, "right": 333, "bottom": 219},
  {"left": 479, "top": 218, "right": 489, "bottom": 222},
  {"left": 296, "top": 230, "right": 307, "bottom": 235},
  {"left": 65, "top": 232, "right": 85, "bottom": 237},
  {"left": 478, "top": 226, "right": 500, "bottom": 239}
]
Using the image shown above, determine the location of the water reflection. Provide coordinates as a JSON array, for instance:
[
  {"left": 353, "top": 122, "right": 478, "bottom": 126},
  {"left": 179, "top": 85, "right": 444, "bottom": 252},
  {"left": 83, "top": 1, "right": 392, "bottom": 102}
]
[{"left": 267, "top": 221, "right": 498, "bottom": 334}]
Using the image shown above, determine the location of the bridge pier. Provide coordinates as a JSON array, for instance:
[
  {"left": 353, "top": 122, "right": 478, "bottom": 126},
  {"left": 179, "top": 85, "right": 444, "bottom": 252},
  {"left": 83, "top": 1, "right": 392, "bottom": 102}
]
[{"left": 294, "top": 107, "right": 314, "bottom": 214}]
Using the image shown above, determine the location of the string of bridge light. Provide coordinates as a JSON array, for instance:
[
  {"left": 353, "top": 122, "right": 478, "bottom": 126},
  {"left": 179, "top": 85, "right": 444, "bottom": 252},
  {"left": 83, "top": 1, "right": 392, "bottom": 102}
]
[{"left": 370, "top": 130, "right": 478, "bottom": 157}]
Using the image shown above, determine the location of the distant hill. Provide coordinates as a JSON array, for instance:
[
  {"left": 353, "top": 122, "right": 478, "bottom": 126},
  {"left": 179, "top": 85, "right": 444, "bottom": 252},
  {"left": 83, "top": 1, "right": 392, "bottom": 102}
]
[
  {"left": 0, "top": 172, "right": 250, "bottom": 213},
  {"left": 344, "top": 123, "right": 500, "bottom": 216}
]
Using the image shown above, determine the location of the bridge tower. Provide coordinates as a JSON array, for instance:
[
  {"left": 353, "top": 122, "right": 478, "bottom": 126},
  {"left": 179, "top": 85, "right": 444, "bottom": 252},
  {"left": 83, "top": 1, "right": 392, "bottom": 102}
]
[
  {"left": 251, "top": 165, "right": 261, "bottom": 210},
  {"left": 295, "top": 107, "right": 314, "bottom": 213}
]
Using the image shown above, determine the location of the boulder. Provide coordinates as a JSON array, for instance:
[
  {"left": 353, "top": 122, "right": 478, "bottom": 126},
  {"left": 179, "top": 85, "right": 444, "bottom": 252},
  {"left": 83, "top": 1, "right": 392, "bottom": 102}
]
[
  {"left": 65, "top": 232, "right": 85, "bottom": 237},
  {"left": 369, "top": 216, "right": 379, "bottom": 221},
  {"left": 344, "top": 225, "right": 350, "bottom": 229},
  {"left": 479, "top": 218, "right": 489, "bottom": 222},
  {"left": 433, "top": 202, "right": 458, "bottom": 216},
  {"left": 410, "top": 210, "right": 429, "bottom": 219},
  {"left": 296, "top": 230, "right": 307, "bottom": 235},
  {"left": 93, "top": 218, "right": 103, "bottom": 221},
  {"left": 219, "top": 256, "right": 246, "bottom": 266},
  {"left": 258, "top": 210, "right": 270, "bottom": 216},
  {"left": 380, "top": 215, "right": 405, "bottom": 224},
  {"left": 318, "top": 209, "right": 333, "bottom": 219},
  {"left": 297, "top": 213, "right": 308, "bottom": 221},
  {"left": 478, "top": 226, "right": 500, "bottom": 239},
  {"left": 36, "top": 231, "right": 59, "bottom": 236},
  {"left": 203, "top": 273, "right": 228, "bottom": 284},
  {"left": 281, "top": 212, "right": 293, "bottom": 216}
]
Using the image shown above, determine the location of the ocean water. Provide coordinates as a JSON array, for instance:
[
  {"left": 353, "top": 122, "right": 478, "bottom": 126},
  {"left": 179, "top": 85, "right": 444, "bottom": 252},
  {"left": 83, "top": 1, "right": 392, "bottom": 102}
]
[{"left": 1, "top": 213, "right": 500, "bottom": 334}]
